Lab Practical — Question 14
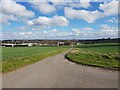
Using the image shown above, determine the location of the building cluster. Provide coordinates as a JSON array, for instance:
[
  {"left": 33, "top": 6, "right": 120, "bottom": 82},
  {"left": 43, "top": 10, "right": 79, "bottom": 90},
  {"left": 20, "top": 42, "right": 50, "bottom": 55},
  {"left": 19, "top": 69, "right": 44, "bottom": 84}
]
[
  {"left": 1, "top": 40, "right": 73, "bottom": 47},
  {"left": 0, "top": 38, "right": 118, "bottom": 47}
]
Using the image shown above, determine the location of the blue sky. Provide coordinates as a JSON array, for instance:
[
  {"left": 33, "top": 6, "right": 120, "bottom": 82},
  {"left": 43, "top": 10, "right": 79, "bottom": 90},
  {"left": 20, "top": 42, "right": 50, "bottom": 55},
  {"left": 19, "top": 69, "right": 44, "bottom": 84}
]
[{"left": 0, "top": 0, "right": 119, "bottom": 39}]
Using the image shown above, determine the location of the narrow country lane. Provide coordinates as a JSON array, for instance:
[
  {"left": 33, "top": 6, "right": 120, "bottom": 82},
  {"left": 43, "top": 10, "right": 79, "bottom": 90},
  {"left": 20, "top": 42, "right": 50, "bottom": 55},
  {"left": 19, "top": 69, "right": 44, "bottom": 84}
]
[{"left": 2, "top": 49, "right": 118, "bottom": 88}]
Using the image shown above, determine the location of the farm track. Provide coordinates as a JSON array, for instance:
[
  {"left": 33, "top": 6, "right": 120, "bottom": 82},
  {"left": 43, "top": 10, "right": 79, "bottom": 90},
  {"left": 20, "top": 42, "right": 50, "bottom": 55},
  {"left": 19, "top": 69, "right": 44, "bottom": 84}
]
[{"left": 2, "top": 49, "right": 118, "bottom": 88}]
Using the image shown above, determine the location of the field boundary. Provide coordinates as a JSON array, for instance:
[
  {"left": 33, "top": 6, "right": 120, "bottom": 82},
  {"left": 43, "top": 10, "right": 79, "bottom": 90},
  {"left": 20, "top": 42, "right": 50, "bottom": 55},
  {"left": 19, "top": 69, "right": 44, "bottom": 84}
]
[{"left": 65, "top": 53, "right": 119, "bottom": 71}]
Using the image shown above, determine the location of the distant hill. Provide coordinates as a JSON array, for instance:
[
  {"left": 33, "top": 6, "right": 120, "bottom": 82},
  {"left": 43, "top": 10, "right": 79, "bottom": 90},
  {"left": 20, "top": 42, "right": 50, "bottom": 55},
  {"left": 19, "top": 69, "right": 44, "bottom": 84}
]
[
  {"left": 77, "top": 38, "right": 120, "bottom": 44},
  {"left": 1, "top": 38, "right": 119, "bottom": 45}
]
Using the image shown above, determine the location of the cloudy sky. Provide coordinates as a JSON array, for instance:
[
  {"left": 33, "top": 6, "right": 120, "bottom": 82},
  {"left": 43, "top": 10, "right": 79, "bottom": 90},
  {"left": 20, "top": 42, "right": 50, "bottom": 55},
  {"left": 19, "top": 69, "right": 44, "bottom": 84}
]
[{"left": 0, "top": 0, "right": 119, "bottom": 40}]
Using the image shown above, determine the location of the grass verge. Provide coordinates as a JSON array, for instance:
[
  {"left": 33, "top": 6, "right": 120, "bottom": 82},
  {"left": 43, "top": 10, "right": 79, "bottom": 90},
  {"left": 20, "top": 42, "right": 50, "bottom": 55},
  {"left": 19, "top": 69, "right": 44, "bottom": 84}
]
[
  {"left": 65, "top": 49, "right": 120, "bottom": 70},
  {"left": 2, "top": 47, "right": 68, "bottom": 73}
]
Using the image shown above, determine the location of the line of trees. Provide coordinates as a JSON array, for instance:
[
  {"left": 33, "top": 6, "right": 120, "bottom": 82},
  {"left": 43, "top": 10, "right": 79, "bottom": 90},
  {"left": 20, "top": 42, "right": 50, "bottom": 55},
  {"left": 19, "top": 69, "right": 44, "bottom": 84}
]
[{"left": 1, "top": 38, "right": 119, "bottom": 45}]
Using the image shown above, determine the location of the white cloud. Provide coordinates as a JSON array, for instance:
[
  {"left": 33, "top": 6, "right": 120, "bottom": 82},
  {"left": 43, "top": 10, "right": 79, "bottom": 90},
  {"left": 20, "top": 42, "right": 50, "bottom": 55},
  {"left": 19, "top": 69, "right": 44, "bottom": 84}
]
[
  {"left": 2, "top": 26, "right": 118, "bottom": 39},
  {"left": 71, "top": 25, "right": 118, "bottom": 38},
  {"left": 100, "top": 24, "right": 111, "bottom": 30},
  {"left": 31, "top": 28, "right": 36, "bottom": 31},
  {"left": 2, "top": 31, "right": 34, "bottom": 39},
  {"left": 27, "top": 16, "right": 69, "bottom": 27},
  {"left": 64, "top": 7, "right": 104, "bottom": 23},
  {"left": 99, "top": 24, "right": 118, "bottom": 37},
  {"left": 16, "top": 25, "right": 46, "bottom": 31},
  {"left": 99, "top": 1, "right": 119, "bottom": 16},
  {"left": 1, "top": 0, "right": 34, "bottom": 17},
  {"left": 43, "top": 31, "right": 48, "bottom": 34},
  {"left": 30, "top": 1, "right": 56, "bottom": 14},
  {"left": 31, "top": 27, "right": 43, "bottom": 31},
  {"left": 27, "top": 21, "right": 34, "bottom": 26},
  {"left": 100, "top": 29, "right": 118, "bottom": 37},
  {"left": 0, "top": 0, "right": 35, "bottom": 23},
  {"left": 68, "top": 2, "right": 91, "bottom": 9},
  {"left": 107, "top": 19, "right": 114, "bottom": 22},
  {"left": 26, "top": 0, "right": 119, "bottom": 3},
  {"left": 52, "top": 29, "right": 58, "bottom": 32},
  {"left": 17, "top": 26, "right": 28, "bottom": 30},
  {"left": 78, "top": 2, "right": 91, "bottom": 8},
  {"left": 100, "top": 24, "right": 118, "bottom": 30},
  {"left": 72, "top": 27, "right": 94, "bottom": 35},
  {"left": 72, "top": 28, "right": 81, "bottom": 34},
  {"left": 81, "top": 27, "right": 94, "bottom": 30},
  {"left": 51, "top": 16, "right": 69, "bottom": 26},
  {"left": 51, "top": 0, "right": 66, "bottom": 6},
  {"left": 51, "top": 1, "right": 91, "bottom": 12},
  {"left": 56, "top": 32, "right": 70, "bottom": 37},
  {"left": 83, "top": 0, "right": 119, "bottom": 2},
  {"left": 0, "top": 14, "right": 16, "bottom": 23},
  {"left": 107, "top": 17, "right": 118, "bottom": 23},
  {"left": 30, "top": 0, "right": 91, "bottom": 15},
  {"left": 90, "top": 0, "right": 104, "bottom": 2}
]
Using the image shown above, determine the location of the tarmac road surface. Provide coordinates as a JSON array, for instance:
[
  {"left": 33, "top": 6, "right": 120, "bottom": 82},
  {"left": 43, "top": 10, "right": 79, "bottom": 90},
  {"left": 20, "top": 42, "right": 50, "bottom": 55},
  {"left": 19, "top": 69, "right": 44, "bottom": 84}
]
[{"left": 2, "top": 49, "right": 118, "bottom": 88}]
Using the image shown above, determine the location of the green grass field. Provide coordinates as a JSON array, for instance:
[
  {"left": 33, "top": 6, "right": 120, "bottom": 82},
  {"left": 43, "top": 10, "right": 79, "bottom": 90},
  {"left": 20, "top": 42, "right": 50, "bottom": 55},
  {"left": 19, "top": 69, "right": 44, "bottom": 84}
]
[
  {"left": 2, "top": 47, "right": 68, "bottom": 73},
  {"left": 66, "top": 43, "right": 120, "bottom": 70},
  {"left": 75, "top": 43, "right": 119, "bottom": 53}
]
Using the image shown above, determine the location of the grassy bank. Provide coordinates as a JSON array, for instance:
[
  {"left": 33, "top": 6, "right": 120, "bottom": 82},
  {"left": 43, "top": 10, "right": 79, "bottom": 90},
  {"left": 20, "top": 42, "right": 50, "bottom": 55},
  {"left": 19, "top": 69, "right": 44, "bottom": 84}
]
[
  {"left": 66, "top": 44, "right": 120, "bottom": 70},
  {"left": 2, "top": 47, "right": 68, "bottom": 73}
]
